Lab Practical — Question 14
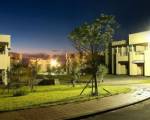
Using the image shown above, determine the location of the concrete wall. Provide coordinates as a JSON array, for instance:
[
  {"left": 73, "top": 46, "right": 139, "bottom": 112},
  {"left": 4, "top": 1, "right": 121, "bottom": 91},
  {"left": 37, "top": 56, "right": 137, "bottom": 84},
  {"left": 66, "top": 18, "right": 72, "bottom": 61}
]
[
  {"left": 129, "top": 31, "right": 150, "bottom": 45},
  {"left": 0, "top": 35, "right": 11, "bottom": 85},
  {"left": 0, "top": 35, "right": 11, "bottom": 49},
  {"left": 107, "top": 31, "right": 150, "bottom": 76},
  {"left": 144, "top": 50, "right": 150, "bottom": 76},
  {"left": 129, "top": 52, "right": 137, "bottom": 75},
  {"left": 0, "top": 55, "right": 10, "bottom": 69}
]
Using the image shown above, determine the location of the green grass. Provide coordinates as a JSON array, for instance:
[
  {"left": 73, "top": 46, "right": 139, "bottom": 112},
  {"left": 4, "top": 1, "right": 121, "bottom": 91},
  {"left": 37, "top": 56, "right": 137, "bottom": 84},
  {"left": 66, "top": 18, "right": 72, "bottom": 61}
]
[
  {"left": 0, "top": 85, "right": 130, "bottom": 112},
  {"left": 137, "top": 80, "right": 150, "bottom": 84}
]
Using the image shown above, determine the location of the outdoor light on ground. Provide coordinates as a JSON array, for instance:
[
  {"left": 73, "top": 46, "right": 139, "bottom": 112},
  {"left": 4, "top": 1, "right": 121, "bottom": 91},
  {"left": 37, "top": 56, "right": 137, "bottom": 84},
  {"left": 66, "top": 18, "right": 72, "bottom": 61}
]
[{"left": 50, "top": 59, "right": 60, "bottom": 67}]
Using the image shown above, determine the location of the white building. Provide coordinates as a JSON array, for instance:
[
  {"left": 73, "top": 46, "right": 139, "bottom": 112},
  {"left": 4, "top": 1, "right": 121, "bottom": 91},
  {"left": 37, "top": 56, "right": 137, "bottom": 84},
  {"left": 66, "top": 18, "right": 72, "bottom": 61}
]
[
  {"left": 0, "top": 35, "right": 11, "bottom": 85},
  {"left": 107, "top": 30, "right": 150, "bottom": 76}
]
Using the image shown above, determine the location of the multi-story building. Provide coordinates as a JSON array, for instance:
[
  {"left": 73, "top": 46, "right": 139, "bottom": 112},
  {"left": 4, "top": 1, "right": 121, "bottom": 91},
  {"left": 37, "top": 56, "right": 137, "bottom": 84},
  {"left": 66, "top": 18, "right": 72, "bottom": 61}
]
[
  {"left": 0, "top": 35, "right": 11, "bottom": 85},
  {"left": 29, "top": 58, "right": 51, "bottom": 73},
  {"left": 10, "top": 52, "right": 23, "bottom": 64},
  {"left": 107, "top": 30, "right": 150, "bottom": 76}
]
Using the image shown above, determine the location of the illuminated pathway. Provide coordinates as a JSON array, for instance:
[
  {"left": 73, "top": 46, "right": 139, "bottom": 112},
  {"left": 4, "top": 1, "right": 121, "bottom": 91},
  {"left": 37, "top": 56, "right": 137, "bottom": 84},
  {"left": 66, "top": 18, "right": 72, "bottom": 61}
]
[
  {"left": 0, "top": 84, "right": 150, "bottom": 120},
  {"left": 83, "top": 87, "right": 150, "bottom": 120}
]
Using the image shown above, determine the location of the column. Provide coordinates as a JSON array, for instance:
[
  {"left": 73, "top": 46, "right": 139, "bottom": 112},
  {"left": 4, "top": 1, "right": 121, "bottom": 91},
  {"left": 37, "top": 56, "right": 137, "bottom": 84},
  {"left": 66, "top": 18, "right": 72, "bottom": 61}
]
[
  {"left": 129, "top": 45, "right": 137, "bottom": 75},
  {"left": 112, "top": 48, "right": 114, "bottom": 74},
  {"left": 131, "top": 45, "right": 134, "bottom": 52},
  {"left": 148, "top": 43, "right": 150, "bottom": 50},
  {"left": 5, "top": 45, "right": 8, "bottom": 56},
  {"left": 144, "top": 43, "right": 150, "bottom": 76},
  {"left": 116, "top": 46, "right": 118, "bottom": 53},
  {"left": 116, "top": 46, "right": 120, "bottom": 74},
  {"left": 121, "top": 46, "right": 123, "bottom": 56},
  {"left": 105, "top": 49, "right": 109, "bottom": 66},
  {"left": 2, "top": 70, "right": 8, "bottom": 86}
]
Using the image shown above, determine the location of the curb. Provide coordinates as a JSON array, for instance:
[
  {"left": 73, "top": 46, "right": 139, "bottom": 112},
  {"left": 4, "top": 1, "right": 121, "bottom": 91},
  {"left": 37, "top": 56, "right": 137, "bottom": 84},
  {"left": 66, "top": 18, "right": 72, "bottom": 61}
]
[{"left": 65, "top": 96, "right": 150, "bottom": 120}]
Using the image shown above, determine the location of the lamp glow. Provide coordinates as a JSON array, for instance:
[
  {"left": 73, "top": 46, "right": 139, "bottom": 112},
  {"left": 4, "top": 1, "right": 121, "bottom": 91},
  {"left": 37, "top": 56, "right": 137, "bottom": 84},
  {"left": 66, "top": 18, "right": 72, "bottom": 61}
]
[{"left": 50, "top": 59, "right": 60, "bottom": 67}]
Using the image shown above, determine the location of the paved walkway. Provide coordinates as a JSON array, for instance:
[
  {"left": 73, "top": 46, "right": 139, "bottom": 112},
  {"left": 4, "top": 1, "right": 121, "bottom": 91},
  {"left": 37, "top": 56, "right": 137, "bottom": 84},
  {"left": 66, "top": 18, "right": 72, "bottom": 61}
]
[{"left": 0, "top": 84, "right": 150, "bottom": 120}]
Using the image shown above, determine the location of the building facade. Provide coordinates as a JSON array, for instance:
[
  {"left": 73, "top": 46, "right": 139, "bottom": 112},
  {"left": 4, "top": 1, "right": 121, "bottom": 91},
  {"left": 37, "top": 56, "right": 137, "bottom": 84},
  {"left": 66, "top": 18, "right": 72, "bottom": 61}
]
[
  {"left": 29, "top": 58, "right": 51, "bottom": 73},
  {"left": 0, "top": 35, "right": 11, "bottom": 85},
  {"left": 107, "top": 30, "right": 150, "bottom": 76},
  {"left": 10, "top": 52, "right": 23, "bottom": 64}
]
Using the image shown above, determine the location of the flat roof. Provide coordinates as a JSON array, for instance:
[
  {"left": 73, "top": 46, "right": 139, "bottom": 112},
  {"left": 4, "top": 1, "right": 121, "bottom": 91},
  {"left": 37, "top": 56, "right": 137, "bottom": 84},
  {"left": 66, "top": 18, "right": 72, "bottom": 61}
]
[
  {"left": 0, "top": 35, "right": 11, "bottom": 48},
  {"left": 129, "top": 30, "right": 150, "bottom": 45},
  {"left": 129, "top": 30, "right": 150, "bottom": 36},
  {"left": 112, "top": 40, "right": 127, "bottom": 46}
]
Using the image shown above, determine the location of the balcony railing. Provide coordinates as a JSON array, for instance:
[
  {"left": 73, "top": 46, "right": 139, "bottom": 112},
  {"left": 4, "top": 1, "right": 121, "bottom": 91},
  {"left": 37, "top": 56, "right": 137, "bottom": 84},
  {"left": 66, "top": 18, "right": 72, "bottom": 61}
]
[{"left": 133, "top": 52, "right": 144, "bottom": 61}]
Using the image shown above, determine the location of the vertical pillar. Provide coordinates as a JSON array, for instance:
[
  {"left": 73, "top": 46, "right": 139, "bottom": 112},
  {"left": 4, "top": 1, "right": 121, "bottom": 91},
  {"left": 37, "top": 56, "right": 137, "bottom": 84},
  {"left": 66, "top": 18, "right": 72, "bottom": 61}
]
[
  {"left": 148, "top": 43, "right": 150, "bottom": 50},
  {"left": 129, "top": 45, "right": 137, "bottom": 75},
  {"left": 116, "top": 60, "right": 120, "bottom": 75},
  {"left": 144, "top": 43, "right": 150, "bottom": 76},
  {"left": 116, "top": 46, "right": 118, "bottom": 53},
  {"left": 2, "top": 70, "right": 8, "bottom": 86},
  {"left": 5, "top": 45, "right": 8, "bottom": 56},
  {"left": 121, "top": 46, "right": 123, "bottom": 56},
  {"left": 116, "top": 46, "right": 120, "bottom": 75},
  {"left": 105, "top": 49, "right": 109, "bottom": 66},
  {"left": 131, "top": 45, "right": 134, "bottom": 52},
  {"left": 112, "top": 48, "right": 114, "bottom": 74},
  {"left": 127, "top": 46, "right": 129, "bottom": 55}
]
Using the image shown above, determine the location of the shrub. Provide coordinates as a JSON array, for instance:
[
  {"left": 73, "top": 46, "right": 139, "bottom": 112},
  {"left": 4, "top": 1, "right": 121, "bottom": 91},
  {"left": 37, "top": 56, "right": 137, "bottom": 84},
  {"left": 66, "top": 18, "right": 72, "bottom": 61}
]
[
  {"left": 38, "top": 79, "right": 55, "bottom": 85},
  {"left": 97, "top": 64, "right": 108, "bottom": 82},
  {"left": 13, "top": 89, "right": 27, "bottom": 97}
]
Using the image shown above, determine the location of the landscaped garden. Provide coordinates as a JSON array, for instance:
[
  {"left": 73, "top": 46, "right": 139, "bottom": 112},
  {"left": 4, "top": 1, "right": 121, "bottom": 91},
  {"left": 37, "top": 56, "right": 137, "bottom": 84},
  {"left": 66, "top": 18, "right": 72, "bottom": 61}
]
[{"left": 0, "top": 84, "right": 130, "bottom": 111}]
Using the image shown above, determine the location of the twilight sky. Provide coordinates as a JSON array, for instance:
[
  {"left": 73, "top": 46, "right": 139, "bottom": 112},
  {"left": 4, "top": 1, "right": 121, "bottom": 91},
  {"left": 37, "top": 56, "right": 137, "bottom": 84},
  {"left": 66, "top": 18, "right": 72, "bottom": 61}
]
[{"left": 0, "top": 0, "right": 150, "bottom": 53}]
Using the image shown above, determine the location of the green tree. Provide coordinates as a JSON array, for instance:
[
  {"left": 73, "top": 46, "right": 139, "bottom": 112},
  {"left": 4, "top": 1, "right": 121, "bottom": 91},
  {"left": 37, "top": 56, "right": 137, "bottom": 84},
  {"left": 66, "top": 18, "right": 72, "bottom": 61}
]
[
  {"left": 29, "top": 64, "right": 40, "bottom": 92},
  {"left": 70, "top": 59, "right": 81, "bottom": 87},
  {"left": 69, "top": 14, "right": 118, "bottom": 96},
  {"left": 10, "top": 62, "right": 24, "bottom": 83},
  {"left": 47, "top": 65, "right": 52, "bottom": 76},
  {"left": 97, "top": 64, "right": 108, "bottom": 83}
]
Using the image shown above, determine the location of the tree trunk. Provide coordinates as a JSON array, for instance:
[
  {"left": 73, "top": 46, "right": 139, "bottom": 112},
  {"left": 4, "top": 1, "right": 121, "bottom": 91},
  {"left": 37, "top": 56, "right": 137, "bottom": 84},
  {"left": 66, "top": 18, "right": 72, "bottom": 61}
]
[
  {"left": 93, "top": 73, "right": 98, "bottom": 96},
  {"left": 30, "top": 79, "right": 34, "bottom": 92},
  {"left": 91, "top": 78, "right": 94, "bottom": 95}
]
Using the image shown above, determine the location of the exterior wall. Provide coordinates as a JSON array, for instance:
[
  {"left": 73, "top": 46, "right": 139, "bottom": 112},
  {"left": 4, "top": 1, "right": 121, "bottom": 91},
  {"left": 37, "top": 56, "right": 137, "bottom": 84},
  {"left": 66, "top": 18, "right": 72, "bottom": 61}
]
[
  {"left": 0, "top": 35, "right": 11, "bottom": 48},
  {"left": 0, "top": 55, "right": 10, "bottom": 69},
  {"left": 116, "top": 53, "right": 120, "bottom": 74},
  {"left": 0, "top": 35, "right": 11, "bottom": 85},
  {"left": 129, "top": 31, "right": 150, "bottom": 45},
  {"left": 29, "top": 59, "right": 51, "bottom": 73},
  {"left": 105, "top": 49, "right": 109, "bottom": 66},
  {"left": 111, "top": 40, "right": 128, "bottom": 75},
  {"left": 129, "top": 52, "right": 138, "bottom": 75},
  {"left": 144, "top": 50, "right": 150, "bottom": 76},
  {"left": 111, "top": 48, "right": 115, "bottom": 74},
  {"left": 107, "top": 30, "right": 150, "bottom": 76}
]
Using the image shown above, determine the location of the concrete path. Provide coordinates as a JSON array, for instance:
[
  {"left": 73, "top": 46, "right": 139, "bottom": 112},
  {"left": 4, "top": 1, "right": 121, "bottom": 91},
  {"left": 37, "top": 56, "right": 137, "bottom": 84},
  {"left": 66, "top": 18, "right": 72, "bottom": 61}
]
[{"left": 0, "top": 84, "right": 150, "bottom": 120}]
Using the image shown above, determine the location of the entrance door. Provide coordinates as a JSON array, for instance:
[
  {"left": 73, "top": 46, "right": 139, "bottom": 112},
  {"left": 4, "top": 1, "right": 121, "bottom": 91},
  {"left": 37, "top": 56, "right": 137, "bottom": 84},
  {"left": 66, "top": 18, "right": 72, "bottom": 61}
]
[{"left": 137, "top": 63, "right": 144, "bottom": 75}]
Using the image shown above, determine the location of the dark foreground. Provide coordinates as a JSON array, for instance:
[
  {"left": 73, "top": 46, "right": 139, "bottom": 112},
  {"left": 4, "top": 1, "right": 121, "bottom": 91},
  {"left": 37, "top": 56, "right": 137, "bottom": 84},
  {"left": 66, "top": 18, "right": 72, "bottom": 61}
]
[{"left": 82, "top": 99, "right": 150, "bottom": 120}]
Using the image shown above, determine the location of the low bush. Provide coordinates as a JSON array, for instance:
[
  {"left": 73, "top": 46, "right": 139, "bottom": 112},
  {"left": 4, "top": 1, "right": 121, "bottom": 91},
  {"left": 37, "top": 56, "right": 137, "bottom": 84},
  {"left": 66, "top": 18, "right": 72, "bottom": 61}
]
[
  {"left": 38, "top": 79, "right": 55, "bottom": 85},
  {"left": 13, "top": 89, "right": 27, "bottom": 97},
  {"left": 54, "top": 75, "right": 72, "bottom": 83}
]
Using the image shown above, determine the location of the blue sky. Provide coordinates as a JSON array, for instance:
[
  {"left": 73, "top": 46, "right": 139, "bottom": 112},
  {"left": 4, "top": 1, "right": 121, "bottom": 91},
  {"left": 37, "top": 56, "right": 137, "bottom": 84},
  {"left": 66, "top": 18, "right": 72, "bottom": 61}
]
[{"left": 0, "top": 0, "right": 150, "bottom": 53}]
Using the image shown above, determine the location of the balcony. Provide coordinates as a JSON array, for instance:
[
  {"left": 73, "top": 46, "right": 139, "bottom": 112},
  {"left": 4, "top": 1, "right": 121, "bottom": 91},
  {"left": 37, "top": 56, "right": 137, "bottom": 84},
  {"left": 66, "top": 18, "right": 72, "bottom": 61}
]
[
  {"left": 132, "top": 52, "right": 144, "bottom": 63},
  {"left": 117, "top": 55, "right": 128, "bottom": 62},
  {"left": 134, "top": 52, "right": 144, "bottom": 60},
  {"left": 0, "top": 55, "right": 10, "bottom": 69},
  {"left": 116, "top": 52, "right": 128, "bottom": 62}
]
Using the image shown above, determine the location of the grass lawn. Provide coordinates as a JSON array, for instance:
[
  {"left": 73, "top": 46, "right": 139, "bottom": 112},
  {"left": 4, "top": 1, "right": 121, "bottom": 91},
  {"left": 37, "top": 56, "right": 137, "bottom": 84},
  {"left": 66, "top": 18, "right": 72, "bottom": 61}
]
[
  {"left": 0, "top": 85, "right": 131, "bottom": 112},
  {"left": 80, "top": 74, "right": 150, "bottom": 85}
]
